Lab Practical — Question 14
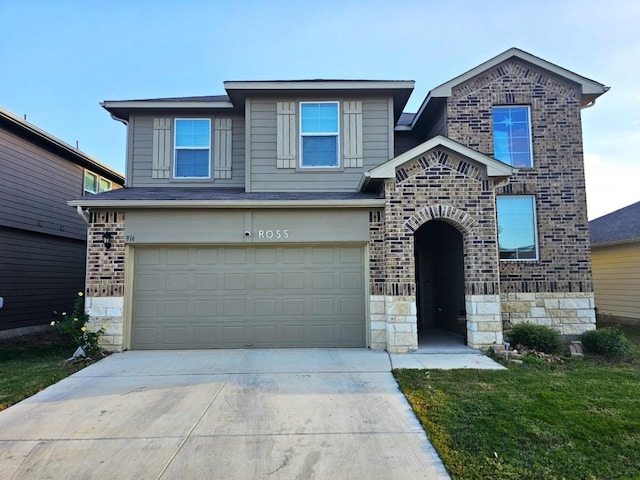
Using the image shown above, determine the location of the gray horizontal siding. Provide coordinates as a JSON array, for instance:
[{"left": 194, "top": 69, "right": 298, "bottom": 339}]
[
  {"left": 250, "top": 97, "right": 392, "bottom": 192},
  {"left": 0, "top": 128, "right": 88, "bottom": 240},
  {"left": 129, "top": 114, "right": 245, "bottom": 187},
  {"left": 0, "top": 226, "right": 86, "bottom": 330}
]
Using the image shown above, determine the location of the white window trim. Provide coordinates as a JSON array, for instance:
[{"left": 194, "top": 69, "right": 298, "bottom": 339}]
[
  {"left": 84, "top": 170, "right": 98, "bottom": 195},
  {"left": 173, "top": 118, "right": 212, "bottom": 179},
  {"left": 497, "top": 195, "right": 540, "bottom": 262},
  {"left": 493, "top": 105, "right": 534, "bottom": 169},
  {"left": 99, "top": 178, "right": 112, "bottom": 193},
  {"left": 299, "top": 101, "right": 340, "bottom": 169},
  {"left": 84, "top": 170, "right": 115, "bottom": 196}
]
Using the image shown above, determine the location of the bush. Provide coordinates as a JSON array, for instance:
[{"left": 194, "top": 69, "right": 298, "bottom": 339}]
[
  {"left": 507, "top": 322, "right": 561, "bottom": 353},
  {"left": 51, "top": 292, "right": 107, "bottom": 357},
  {"left": 581, "top": 327, "right": 630, "bottom": 357}
]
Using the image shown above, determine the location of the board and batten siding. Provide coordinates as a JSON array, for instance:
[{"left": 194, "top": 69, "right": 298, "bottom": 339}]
[
  {"left": 129, "top": 114, "right": 245, "bottom": 187},
  {"left": 592, "top": 242, "right": 640, "bottom": 320},
  {"left": 0, "top": 226, "right": 86, "bottom": 330},
  {"left": 249, "top": 97, "right": 392, "bottom": 192},
  {"left": 0, "top": 128, "right": 87, "bottom": 240}
]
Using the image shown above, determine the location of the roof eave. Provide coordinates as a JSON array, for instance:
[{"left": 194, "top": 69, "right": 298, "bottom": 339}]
[
  {"left": 68, "top": 198, "right": 386, "bottom": 209},
  {"left": 0, "top": 107, "right": 124, "bottom": 183}
]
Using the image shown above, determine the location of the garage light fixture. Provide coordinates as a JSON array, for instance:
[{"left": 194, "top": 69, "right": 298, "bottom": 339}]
[{"left": 101, "top": 231, "right": 115, "bottom": 250}]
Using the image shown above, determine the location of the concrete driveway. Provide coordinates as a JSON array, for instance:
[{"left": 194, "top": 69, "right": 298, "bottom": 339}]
[{"left": 0, "top": 349, "right": 452, "bottom": 479}]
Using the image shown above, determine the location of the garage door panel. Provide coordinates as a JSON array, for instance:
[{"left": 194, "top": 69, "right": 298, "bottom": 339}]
[
  {"left": 282, "top": 298, "right": 304, "bottom": 316},
  {"left": 194, "top": 300, "right": 218, "bottom": 317},
  {"left": 132, "top": 246, "right": 365, "bottom": 349},
  {"left": 223, "top": 298, "right": 246, "bottom": 316},
  {"left": 166, "top": 274, "right": 188, "bottom": 291},
  {"left": 223, "top": 273, "right": 246, "bottom": 290},
  {"left": 195, "top": 273, "right": 218, "bottom": 290}
]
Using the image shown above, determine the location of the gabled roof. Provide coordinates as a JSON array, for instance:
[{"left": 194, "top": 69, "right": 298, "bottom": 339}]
[
  {"left": 410, "top": 47, "right": 609, "bottom": 130},
  {"left": 590, "top": 201, "right": 640, "bottom": 246},
  {"left": 362, "top": 135, "right": 514, "bottom": 188},
  {"left": 0, "top": 106, "right": 124, "bottom": 183}
]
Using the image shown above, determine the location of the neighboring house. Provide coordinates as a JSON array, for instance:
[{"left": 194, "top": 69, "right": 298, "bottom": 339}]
[
  {"left": 0, "top": 107, "right": 124, "bottom": 336},
  {"left": 69, "top": 48, "right": 608, "bottom": 352},
  {"left": 590, "top": 201, "right": 640, "bottom": 322}
]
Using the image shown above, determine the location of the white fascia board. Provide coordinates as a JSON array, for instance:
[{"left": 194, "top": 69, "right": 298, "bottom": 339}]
[
  {"left": 68, "top": 199, "right": 385, "bottom": 209},
  {"left": 429, "top": 48, "right": 608, "bottom": 98},
  {"left": 367, "top": 135, "right": 514, "bottom": 179},
  {"left": 224, "top": 80, "right": 415, "bottom": 91},
  {"left": 100, "top": 101, "right": 235, "bottom": 109}
]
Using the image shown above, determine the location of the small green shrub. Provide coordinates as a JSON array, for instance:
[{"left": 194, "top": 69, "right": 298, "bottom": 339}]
[
  {"left": 507, "top": 322, "right": 561, "bottom": 353},
  {"left": 51, "top": 292, "right": 106, "bottom": 357},
  {"left": 581, "top": 327, "right": 630, "bottom": 357}
]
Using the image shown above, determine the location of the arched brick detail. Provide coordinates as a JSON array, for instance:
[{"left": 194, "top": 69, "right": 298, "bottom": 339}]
[{"left": 405, "top": 204, "right": 478, "bottom": 235}]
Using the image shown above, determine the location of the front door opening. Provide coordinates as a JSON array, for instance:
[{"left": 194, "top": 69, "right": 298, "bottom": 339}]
[{"left": 414, "top": 220, "right": 466, "bottom": 345}]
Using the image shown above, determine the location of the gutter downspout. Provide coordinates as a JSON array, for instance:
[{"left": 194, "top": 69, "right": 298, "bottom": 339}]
[
  {"left": 76, "top": 206, "right": 90, "bottom": 225},
  {"left": 109, "top": 113, "right": 128, "bottom": 126}
]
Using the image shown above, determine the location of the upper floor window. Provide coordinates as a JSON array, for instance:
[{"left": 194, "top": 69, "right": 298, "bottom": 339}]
[
  {"left": 300, "top": 102, "right": 339, "bottom": 168},
  {"left": 84, "top": 171, "right": 98, "bottom": 195},
  {"left": 496, "top": 195, "right": 538, "bottom": 261},
  {"left": 492, "top": 106, "right": 532, "bottom": 168},
  {"left": 174, "top": 119, "right": 210, "bottom": 178},
  {"left": 84, "top": 171, "right": 114, "bottom": 195}
]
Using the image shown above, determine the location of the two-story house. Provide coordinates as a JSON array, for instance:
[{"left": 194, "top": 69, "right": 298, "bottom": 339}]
[
  {"left": 69, "top": 48, "right": 608, "bottom": 352},
  {"left": 0, "top": 106, "right": 124, "bottom": 337}
]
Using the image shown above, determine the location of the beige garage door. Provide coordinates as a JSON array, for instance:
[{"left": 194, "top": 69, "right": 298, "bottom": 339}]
[{"left": 132, "top": 245, "right": 365, "bottom": 349}]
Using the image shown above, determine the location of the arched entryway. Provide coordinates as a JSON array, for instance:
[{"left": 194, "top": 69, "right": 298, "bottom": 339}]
[{"left": 414, "top": 220, "right": 466, "bottom": 345}]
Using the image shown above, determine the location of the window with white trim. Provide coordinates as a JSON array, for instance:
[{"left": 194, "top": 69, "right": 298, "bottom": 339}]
[
  {"left": 496, "top": 195, "right": 538, "bottom": 260},
  {"left": 84, "top": 170, "right": 114, "bottom": 195},
  {"left": 300, "top": 102, "right": 339, "bottom": 168},
  {"left": 84, "top": 171, "right": 98, "bottom": 195},
  {"left": 99, "top": 178, "right": 112, "bottom": 193},
  {"left": 174, "top": 119, "right": 211, "bottom": 178},
  {"left": 492, "top": 106, "right": 533, "bottom": 168}
]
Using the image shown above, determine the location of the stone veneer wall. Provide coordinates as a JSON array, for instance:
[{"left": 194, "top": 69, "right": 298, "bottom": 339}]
[
  {"left": 85, "top": 211, "right": 126, "bottom": 351},
  {"left": 446, "top": 59, "right": 595, "bottom": 335},
  {"left": 501, "top": 292, "right": 595, "bottom": 337}
]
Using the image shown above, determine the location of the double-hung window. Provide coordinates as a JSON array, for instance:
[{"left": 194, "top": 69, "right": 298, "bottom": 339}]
[
  {"left": 492, "top": 106, "right": 533, "bottom": 168},
  {"left": 300, "top": 102, "right": 339, "bottom": 168},
  {"left": 496, "top": 195, "right": 538, "bottom": 260},
  {"left": 174, "top": 119, "right": 211, "bottom": 178}
]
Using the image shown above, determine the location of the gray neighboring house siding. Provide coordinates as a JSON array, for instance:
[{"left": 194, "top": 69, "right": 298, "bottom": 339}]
[{"left": 0, "top": 107, "right": 124, "bottom": 334}]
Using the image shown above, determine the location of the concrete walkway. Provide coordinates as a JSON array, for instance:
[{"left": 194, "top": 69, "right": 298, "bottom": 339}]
[{"left": 0, "top": 349, "right": 501, "bottom": 479}]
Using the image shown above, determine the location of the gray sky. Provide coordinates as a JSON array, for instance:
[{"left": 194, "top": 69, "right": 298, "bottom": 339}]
[{"left": 1, "top": 0, "right": 638, "bottom": 219}]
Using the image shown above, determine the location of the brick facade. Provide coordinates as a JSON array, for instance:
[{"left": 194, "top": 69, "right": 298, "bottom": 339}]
[
  {"left": 445, "top": 58, "right": 595, "bottom": 334},
  {"left": 85, "top": 211, "right": 126, "bottom": 351},
  {"left": 368, "top": 148, "right": 505, "bottom": 350}
]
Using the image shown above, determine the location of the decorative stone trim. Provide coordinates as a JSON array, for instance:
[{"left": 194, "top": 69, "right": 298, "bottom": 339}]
[
  {"left": 501, "top": 292, "right": 596, "bottom": 336},
  {"left": 384, "top": 295, "right": 418, "bottom": 353},
  {"left": 85, "top": 296, "right": 124, "bottom": 352},
  {"left": 465, "top": 294, "right": 503, "bottom": 348}
]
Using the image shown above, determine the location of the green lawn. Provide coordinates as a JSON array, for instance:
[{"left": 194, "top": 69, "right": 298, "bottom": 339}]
[
  {"left": 395, "top": 324, "right": 640, "bottom": 480},
  {"left": 0, "top": 332, "right": 88, "bottom": 411}
]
